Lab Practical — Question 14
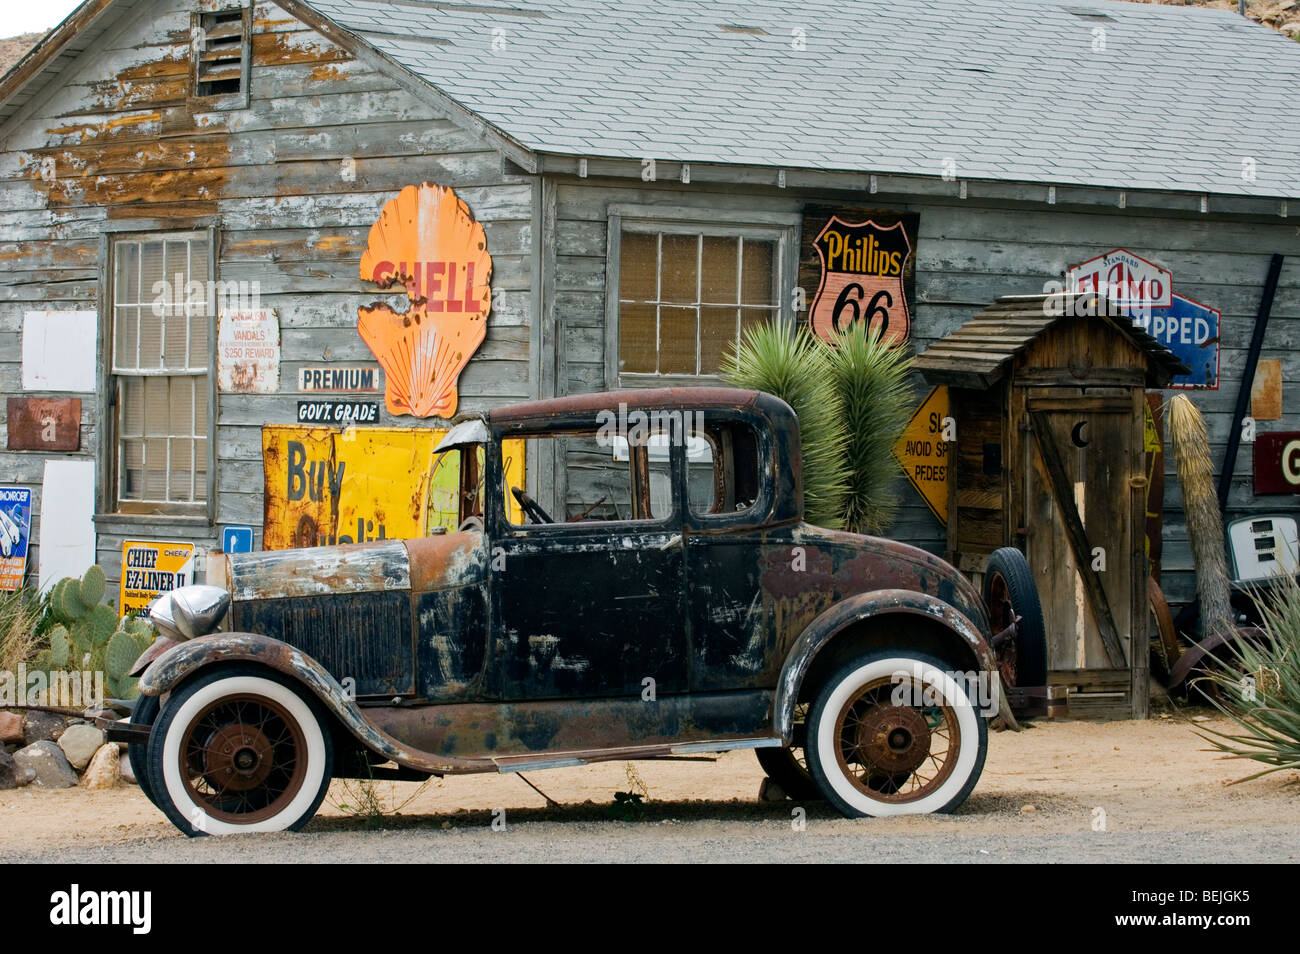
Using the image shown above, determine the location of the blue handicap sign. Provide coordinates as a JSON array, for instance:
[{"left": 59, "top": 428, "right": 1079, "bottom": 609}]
[
  {"left": 1125, "top": 293, "right": 1220, "bottom": 390},
  {"left": 221, "top": 525, "right": 255, "bottom": 554}
]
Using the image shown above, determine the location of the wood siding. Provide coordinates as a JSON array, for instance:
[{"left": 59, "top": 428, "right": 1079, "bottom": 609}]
[{"left": 0, "top": 0, "right": 533, "bottom": 592}]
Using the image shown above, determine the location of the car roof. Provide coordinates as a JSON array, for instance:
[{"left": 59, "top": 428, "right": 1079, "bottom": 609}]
[{"left": 489, "top": 387, "right": 766, "bottom": 425}]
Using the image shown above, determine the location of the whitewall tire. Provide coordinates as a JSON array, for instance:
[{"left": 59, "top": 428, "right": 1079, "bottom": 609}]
[
  {"left": 146, "top": 665, "right": 333, "bottom": 837},
  {"left": 806, "top": 650, "right": 987, "bottom": 818}
]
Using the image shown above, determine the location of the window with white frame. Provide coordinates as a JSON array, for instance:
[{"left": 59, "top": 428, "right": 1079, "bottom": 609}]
[
  {"left": 110, "top": 234, "right": 211, "bottom": 511},
  {"left": 614, "top": 219, "right": 790, "bottom": 381}
]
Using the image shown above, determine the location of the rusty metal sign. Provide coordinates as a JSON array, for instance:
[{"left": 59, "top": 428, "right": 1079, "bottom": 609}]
[
  {"left": 809, "top": 218, "right": 911, "bottom": 343},
  {"left": 891, "top": 387, "right": 950, "bottom": 524},
  {"left": 297, "top": 366, "right": 381, "bottom": 392},
  {"left": 120, "top": 540, "right": 196, "bottom": 614},
  {"left": 358, "top": 183, "right": 493, "bottom": 419},
  {"left": 261, "top": 425, "right": 525, "bottom": 549},
  {"left": 217, "top": 309, "right": 280, "bottom": 393},
  {"left": 1254, "top": 431, "right": 1300, "bottom": 495},
  {"left": 6, "top": 397, "right": 80, "bottom": 451}
]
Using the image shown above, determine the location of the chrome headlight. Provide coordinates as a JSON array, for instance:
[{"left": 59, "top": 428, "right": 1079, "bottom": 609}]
[{"left": 147, "top": 584, "right": 231, "bottom": 641}]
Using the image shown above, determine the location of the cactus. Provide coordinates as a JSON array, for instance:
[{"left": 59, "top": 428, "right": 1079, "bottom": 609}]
[
  {"left": 53, "top": 578, "right": 86, "bottom": 622},
  {"left": 79, "top": 564, "right": 107, "bottom": 607},
  {"left": 50, "top": 626, "right": 70, "bottom": 667},
  {"left": 106, "top": 630, "right": 142, "bottom": 681},
  {"left": 86, "top": 604, "right": 117, "bottom": 647},
  {"left": 68, "top": 620, "right": 92, "bottom": 658}
]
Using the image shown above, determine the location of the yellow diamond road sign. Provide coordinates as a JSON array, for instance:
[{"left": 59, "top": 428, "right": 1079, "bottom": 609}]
[{"left": 892, "top": 387, "right": 951, "bottom": 525}]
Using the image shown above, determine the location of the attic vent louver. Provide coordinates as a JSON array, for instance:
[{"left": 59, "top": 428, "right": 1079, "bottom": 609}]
[
  {"left": 1065, "top": 8, "right": 1116, "bottom": 20},
  {"left": 720, "top": 24, "right": 768, "bottom": 35},
  {"left": 193, "top": 8, "right": 250, "bottom": 107}
]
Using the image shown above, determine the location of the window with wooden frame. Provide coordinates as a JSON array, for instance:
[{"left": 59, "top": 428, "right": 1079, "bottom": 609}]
[
  {"left": 606, "top": 209, "right": 799, "bottom": 387},
  {"left": 109, "top": 233, "right": 213, "bottom": 514},
  {"left": 191, "top": 7, "right": 251, "bottom": 109}
]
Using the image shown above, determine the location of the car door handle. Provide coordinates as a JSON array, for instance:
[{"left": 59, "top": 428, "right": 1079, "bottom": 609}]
[{"left": 659, "top": 533, "right": 682, "bottom": 551}]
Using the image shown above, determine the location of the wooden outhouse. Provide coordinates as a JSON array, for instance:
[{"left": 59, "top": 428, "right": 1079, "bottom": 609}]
[{"left": 915, "top": 292, "right": 1187, "bottom": 719}]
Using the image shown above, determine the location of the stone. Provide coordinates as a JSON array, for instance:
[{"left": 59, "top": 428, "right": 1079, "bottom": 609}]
[
  {"left": 119, "top": 751, "right": 138, "bottom": 785},
  {"left": 22, "top": 710, "right": 66, "bottom": 745},
  {"left": 57, "top": 723, "right": 105, "bottom": 771},
  {"left": 0, "top": 710, "right": 23, "bottom": 744},
  {"left": 13, "top": 740, "right": 78, "bottom": 788},
  {"left": 0, "top": 750, "right": 31, "bottom": 789},
  {"left": 758, "top": 777, "right": 788, "bottom": 802},
  {"left": 82, "top": 744, "right": 120, "bottom": 791}
]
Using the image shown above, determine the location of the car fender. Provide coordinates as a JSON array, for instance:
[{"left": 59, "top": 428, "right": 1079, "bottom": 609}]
[
  {"left": 774, "top": 589, "right": 996, "bottom": 742},
  {"left": 137, "top": 633, "right": 491, "bottom": 775}
]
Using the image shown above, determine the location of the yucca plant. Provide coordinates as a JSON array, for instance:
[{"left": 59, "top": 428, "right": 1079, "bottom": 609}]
[
  {"left": 722, "top": 321, "right": 849, "bottom": 528},
  {"left": 824, "top": 322, "right": 914, "bottom": 535},
  {"left": 1197, "top": 573, "right": 1300, "bottom": 782}
]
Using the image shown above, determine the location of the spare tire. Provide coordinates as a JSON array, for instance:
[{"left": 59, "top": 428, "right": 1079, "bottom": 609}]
[{"left": 982, "top": 547, "right": 1048, "bottom": 688}]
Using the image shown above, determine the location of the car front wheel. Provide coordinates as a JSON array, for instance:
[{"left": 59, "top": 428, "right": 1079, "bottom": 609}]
[
  {"left": 146, "top": 664, "right": 333, "bottom": 837},
  {"left": 806, "top": 650, "right": 987, "bottom": 817}
]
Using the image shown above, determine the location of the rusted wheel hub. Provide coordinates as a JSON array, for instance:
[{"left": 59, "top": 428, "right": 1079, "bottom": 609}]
[
  {"left": 858, "top": 704, "right": 931, "bottom": 775},
  {"left": 203, "top": 723, "right": 275, "bottom": 792}
]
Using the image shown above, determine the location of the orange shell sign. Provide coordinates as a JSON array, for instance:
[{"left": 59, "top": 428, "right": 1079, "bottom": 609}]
[{"left": 358, "top": 183, "right": 492, "bottom": 418}]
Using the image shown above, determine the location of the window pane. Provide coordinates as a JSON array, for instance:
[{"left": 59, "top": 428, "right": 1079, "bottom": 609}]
[
  {"left": 194, "top": 437, "right": 208, "bottom": 502},
  {"left": 169, "top": 438, "right": 194, "bottom": 502},
  {"left": 619, "top": 232, "right": 657, "bottom": 302},
  {"left": 188, "top": 311, "right": 208, "bottom": 368},
  {"left": 115, "top": 242, "right": 140, "bottom": 303},
  {"left": 194, "top": 378, "right": 208, "bottom": 437},
  {"left": 121, "top": 377, "right": 145, "bottom": 438},
  {"left": 657, "top": 306, "right": 696, "bottom": 375},
  {"left": 139, "top": 242, "right": 166, "bottom": 369},
  {"left": 144, "top": 377, "right": 170, "bottom": 436},
  {"left": 659, "top": 233, "right": 698, "bottom": 304},
  {"left": 144, "top": 437, "right": 169, "bottom": 499},
  {"left": 170, "top": 376, "right": 195, "bottom": 436},
  {"left": 699, "top": 306, "right": 739, "bottom": 375},
  {"left": 741, "top": 239, "right": 776, "bottom": 305},
  {"left": 619, "top": 303, "right": 657, "bottom": 374},
  {"left": 121, "top": 440, "right": 144, "bottom": 500},
  {"left": 114, "top": 305, "right": 139, "bottom": 371},
  {"left": 741, "top": 306, "right": 773, "bottom": 338},
  {"left": 700, "top": 236, "right": 739, "bottom": 304},
  {"left": 687, "top": 420, "right": 761, "bottom": 517}
]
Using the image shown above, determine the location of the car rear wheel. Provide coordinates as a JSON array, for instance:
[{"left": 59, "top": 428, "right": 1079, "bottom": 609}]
[
  {"left": 128, "top": 693, "right": 160, "bottom": 807},
  {"left": 806, "top": 650, "right": 987, "bottom": 817},
  {"left": 146, "top": 664, "right": 333, "bottom": 837}
]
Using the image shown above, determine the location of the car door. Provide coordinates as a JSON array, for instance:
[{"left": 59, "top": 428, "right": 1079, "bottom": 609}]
[{"left": 491, "top": 429, "right": 689, "bottom": 700}]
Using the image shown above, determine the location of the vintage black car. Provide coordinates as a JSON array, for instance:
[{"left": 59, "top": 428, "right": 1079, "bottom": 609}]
[{"left": 123, "top": 388, "right": 1016, "bottom": 836}]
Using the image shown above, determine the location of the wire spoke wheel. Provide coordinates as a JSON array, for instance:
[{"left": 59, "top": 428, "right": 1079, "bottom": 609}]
[
  {"left": 178, "top": 693, "right": 309, "bottom": 825},
  {"left": 831, "top": 676, "right": 959, "bottom": 804}
]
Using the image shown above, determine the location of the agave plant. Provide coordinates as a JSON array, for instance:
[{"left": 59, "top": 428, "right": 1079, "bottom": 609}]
[
  {"left": 823, "top": 322, "right": 914, "bottom": 535},
  {"left": 721, "top": 321, "right": 849, "bottom": 529},
  {"left": 1197, "top": 573, "right": 1300, "bottom": 782}
]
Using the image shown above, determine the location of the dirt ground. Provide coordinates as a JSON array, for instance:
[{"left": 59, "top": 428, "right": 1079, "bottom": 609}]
[{"left": 2, "top": 712, "right": 1298, "bottom": 863}]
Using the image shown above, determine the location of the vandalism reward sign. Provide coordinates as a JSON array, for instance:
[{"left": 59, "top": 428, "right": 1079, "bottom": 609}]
[
  {"left": 892, "top": 388, "right": 950, "bottom": 524},
  {"left": 119, "top": 541, "right": 196, "bottom": 613},
  {"left": 0, "top": 487, "right": 32, "bottom": 591},
  {"left": 809, "top": 217, "right": 912, "bottom": 344}
]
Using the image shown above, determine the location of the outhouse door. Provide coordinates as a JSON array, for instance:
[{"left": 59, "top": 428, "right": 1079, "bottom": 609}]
[{"left": 1018, "top": 386, "right": 1149, "bottom": 715}]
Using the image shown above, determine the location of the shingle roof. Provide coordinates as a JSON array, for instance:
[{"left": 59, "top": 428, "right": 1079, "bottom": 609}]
[
  {"left": 304, "top": 0, "right": 1300, "bottom": 199},
  {"left": 914, "top": 292, "right": 1190, "bottom": 389}
]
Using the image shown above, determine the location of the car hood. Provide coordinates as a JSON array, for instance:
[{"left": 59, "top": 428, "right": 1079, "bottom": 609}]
[{"left": 225, "top": 533, "right": 485, "bottom": 602}]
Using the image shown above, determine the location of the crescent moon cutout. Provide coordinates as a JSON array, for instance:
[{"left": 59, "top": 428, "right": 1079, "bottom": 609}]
[{"left": 1071, "top": 420, "right": 1089, "bottom": 448}]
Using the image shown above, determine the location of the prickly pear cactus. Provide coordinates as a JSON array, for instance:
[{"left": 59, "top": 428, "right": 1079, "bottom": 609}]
[
  {"left": 78, "top": 564, "right": 107, "bottom": 607},
  {"left": 49, "top": 626, "right": 70, "bottom": 667},
  {"left": 106, "top": 630, "right": 141, "bottom": 682},
  {"left": 53, "top": 577, "right": 86, "bottom": 622},
  {"left": 86, "top": 604, "right": 117, "bottom": 647}
]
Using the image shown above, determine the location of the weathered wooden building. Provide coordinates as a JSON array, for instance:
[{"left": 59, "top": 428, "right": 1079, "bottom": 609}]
[{"left": 1, "top": 0, "right": 1298, "bottom": 623}]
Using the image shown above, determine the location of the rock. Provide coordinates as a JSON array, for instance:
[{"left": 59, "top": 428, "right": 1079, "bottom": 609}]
[
  {"left": 1281, "top": 21, "right": 1300, "bottom": 35},
  {"left": 1020, "top": 804, "right": 1037, "bottom": 814},
  {"left": 758, "top": 777, "right": 789, "bottom": 802},
  {"left": 22, "top": 710, "right": 67, "bottom": 745},
  {"left": 0, "top": 710, "right": 23, "bottom": 744},
  {"left": 82, "top": 744, "right": 120, "bottom": 791},
  {"left": 57, "top": 724, "right": 105, "bottom": 771},
  {"left": 0, "top": 750, "right": 32, "bottom": 789},
  {"left": 13, "top": 740, "right": 78, "bottom": 788},
  {"left": 119, "top": 752, "right": 138, "bottom": 786}
]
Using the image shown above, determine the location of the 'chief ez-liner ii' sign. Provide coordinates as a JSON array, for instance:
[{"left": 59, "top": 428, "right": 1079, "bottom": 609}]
[{"left": 808, "top": 217, "right": 912, "bottom": 344}]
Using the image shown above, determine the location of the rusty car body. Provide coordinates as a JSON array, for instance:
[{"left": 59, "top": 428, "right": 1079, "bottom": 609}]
[{"left": 125, "top": 388, "right": 1002, "bottom": 835}]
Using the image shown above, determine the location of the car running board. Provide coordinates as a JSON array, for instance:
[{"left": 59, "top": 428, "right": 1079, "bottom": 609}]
[{"left": 492, "top": 736, "right": 784, "bottom": 774}]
